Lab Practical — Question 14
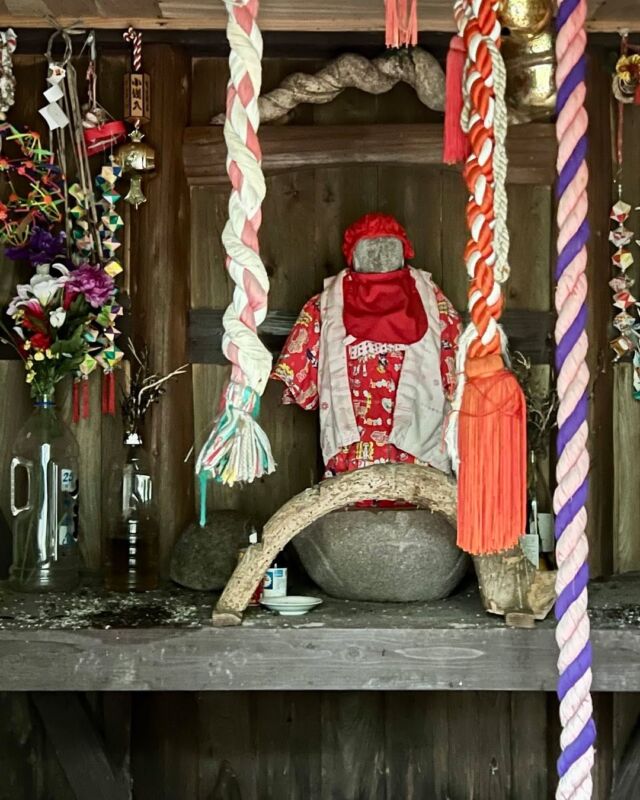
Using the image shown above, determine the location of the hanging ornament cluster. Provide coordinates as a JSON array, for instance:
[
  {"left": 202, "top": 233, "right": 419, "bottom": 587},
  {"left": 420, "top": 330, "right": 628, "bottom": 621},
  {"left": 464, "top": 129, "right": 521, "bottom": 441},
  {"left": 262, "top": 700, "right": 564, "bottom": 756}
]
[
  {"left": 37, "top": 29, "right": 126, "bottom": 420},
  {"left": 114, "top": 27, "right": 155, "bottom": 209},
  {"left": 610, "top": 33, "right": 640, "bottom": 399},
  {"left": 82, "top": 31, "right": 127, "bottom": 156},
  {"left": 0, "top": 125, "right": 65, "bottom": 247},
  {"left": 612, "top": 37, "right": 640, "bottom": 105}
]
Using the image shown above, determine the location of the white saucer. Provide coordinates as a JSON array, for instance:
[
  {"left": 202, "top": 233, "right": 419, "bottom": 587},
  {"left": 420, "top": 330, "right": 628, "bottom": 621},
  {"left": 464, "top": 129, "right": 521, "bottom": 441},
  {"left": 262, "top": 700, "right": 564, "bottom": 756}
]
[{"left": 260, "top": 595, "right": 323, "bottom": 616}]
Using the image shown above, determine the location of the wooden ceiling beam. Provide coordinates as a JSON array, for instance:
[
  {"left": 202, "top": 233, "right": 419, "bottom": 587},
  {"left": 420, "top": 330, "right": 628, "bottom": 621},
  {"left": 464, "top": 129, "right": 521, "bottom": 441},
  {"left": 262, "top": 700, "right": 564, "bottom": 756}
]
[{"left": 0, "top": 0, "right": 639, "bottom": 32}]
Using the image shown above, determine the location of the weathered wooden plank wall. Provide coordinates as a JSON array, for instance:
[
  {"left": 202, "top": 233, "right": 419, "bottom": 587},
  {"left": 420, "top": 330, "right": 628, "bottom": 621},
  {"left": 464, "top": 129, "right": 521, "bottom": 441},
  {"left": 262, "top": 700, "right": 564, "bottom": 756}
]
[{"left": 611, "top": 84, "right": 640, "bottom": 785}]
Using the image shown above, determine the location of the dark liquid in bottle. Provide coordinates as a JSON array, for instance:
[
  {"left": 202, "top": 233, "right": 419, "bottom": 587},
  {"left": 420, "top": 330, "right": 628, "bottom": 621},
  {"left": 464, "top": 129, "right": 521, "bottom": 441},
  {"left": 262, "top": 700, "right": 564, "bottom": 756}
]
[{"left": 104, "top": 520, "right": 159, "bottom": 592}]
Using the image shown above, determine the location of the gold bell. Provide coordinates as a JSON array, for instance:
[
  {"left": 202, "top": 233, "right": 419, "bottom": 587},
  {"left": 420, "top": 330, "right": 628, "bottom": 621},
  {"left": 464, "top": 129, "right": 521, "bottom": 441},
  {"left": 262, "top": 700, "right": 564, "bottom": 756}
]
[{"left": 113, "top": 128, "right": 156, "bottom": 209}]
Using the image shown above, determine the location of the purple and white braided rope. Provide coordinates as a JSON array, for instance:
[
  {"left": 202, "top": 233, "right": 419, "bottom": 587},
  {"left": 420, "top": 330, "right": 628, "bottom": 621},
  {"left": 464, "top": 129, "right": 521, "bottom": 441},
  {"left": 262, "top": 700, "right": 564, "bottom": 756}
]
[{"left": 554, "top": 0, "right": 596, "bottom": 797}]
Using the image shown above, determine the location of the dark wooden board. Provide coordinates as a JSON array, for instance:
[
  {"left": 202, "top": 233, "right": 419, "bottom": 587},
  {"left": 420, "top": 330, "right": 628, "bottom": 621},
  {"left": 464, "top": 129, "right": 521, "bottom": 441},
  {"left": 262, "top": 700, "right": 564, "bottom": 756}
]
[
  {"left": 189, "top": 307, "right": 554, "bottom": 364},
  {"left": 183, "top": 124, "right": 557, "bottom": 187},
  {"left": 32, "top": 693, "right": 128, "bottom": 800},
  {"left": 0, "top": 577, "right": 637, "bottom": 692}
]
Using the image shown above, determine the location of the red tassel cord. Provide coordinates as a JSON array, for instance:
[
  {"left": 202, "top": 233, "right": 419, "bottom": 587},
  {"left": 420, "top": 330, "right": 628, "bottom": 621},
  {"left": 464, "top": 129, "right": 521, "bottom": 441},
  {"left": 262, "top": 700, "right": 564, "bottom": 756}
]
[
  {"left": 443, "top": 36, "right": 470, "bottom": 164},
  {"left": 81, "top": 378, "right": 90, "bottom": 420},
  {"left": 102, "top": 371, "right": 116, "bottom": 416},
  {"left": 72, "top": 381, "right": 80, "bottom": 424},
  {"left": 385, "top": 0, "right": 418, "bottom": 48}
]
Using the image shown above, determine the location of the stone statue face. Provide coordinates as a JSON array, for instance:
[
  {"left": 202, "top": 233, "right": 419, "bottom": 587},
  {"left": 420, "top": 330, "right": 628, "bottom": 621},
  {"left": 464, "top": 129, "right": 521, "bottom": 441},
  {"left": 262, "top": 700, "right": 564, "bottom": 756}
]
[{"left": 353, "top": 236, "right": 404, "bottom": 273}]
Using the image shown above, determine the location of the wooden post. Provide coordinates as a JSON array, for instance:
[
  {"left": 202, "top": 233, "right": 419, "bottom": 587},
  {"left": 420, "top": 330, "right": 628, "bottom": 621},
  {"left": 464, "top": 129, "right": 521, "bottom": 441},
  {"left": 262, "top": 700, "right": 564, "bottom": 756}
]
[
  {"left": 129, "top": 44, "right": 194, "bottom": 571},
  {"left": 584, "top": 50, "right": 614, "bottom": 578}
]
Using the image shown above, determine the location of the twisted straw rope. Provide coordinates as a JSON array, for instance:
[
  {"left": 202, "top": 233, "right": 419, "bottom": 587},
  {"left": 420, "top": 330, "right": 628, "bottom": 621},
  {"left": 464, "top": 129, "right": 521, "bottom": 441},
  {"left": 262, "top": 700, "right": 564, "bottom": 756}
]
[
  {"left": 220, "top": 0, "right": 272, "bottom": 395},
  {"left": 554, "top": 0, "right": 595, "bottom": 796},
  {"left": 212, "top": 47, "right": 445, "bottom": 124}
]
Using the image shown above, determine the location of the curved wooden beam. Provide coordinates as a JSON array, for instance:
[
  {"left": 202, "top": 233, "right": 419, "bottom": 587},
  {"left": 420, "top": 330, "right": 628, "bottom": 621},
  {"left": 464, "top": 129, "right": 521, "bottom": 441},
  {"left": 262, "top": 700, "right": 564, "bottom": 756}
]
[{"left": 212, "top": 463, "right": 457, "bottom": 626}]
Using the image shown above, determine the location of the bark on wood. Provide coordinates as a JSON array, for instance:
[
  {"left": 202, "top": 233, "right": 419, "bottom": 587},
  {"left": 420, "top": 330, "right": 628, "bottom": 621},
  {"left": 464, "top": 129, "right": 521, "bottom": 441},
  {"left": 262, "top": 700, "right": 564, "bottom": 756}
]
[
  {"left": 211, "top": 48, "right": 445, "bottom": 124},
  {"left": 213, "top": 463, "right": 457, "bottom": 624}
]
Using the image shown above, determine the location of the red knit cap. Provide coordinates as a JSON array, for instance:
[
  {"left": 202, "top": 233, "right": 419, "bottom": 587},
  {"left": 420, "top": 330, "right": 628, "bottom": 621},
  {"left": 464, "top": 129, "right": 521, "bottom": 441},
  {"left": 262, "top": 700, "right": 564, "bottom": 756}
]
[{"left": 342, "top": 213, "right": 415, "bottom": 267}]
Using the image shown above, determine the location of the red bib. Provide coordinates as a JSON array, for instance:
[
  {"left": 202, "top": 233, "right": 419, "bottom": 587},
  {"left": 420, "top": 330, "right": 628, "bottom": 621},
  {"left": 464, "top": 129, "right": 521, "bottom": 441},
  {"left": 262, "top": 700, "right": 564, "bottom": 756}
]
[{"left": 342, "top": 269, "right": 428, "bottom": 345}]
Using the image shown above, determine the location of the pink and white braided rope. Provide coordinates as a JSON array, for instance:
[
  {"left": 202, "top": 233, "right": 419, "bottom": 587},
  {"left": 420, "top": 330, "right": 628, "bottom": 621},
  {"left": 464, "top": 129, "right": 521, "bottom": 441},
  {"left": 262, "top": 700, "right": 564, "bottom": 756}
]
[
  {"left": 220, "top": 0, "right": 272, "bottom": 396},
  {"left": 554, "top": 0, "right": 595, "bottom": 797},
  {"left": 195, "top": 0, "right": 274, "bottom": 489}
]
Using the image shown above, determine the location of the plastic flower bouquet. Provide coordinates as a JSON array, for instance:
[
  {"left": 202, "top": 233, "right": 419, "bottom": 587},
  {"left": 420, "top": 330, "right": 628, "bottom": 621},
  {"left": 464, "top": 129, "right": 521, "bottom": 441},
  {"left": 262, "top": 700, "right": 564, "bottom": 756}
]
[{"left": 1, "top": 261, "right": 117, "bottom": 401}]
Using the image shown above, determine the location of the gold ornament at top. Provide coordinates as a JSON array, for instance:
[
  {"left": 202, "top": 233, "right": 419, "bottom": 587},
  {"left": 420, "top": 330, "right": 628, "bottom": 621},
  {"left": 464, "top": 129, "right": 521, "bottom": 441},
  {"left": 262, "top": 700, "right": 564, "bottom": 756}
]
[
  {"left": 500, "top": 0, "right": 552, "bottom": 34},
  {"left": 500, "top": 0, "right": 556, "bottom": 123}
]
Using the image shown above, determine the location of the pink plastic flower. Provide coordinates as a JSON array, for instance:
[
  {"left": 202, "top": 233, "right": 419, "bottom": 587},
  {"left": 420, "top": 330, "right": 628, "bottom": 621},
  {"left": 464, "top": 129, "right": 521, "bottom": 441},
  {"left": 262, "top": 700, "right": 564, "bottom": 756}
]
[{"left": 66, "top": 265, "right": 115, "bottom": 309}]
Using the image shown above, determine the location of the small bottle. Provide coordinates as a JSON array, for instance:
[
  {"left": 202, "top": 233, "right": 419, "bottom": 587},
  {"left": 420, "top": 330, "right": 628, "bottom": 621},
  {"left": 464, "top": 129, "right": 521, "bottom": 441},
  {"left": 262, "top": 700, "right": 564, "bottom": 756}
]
[{"left": 104, "top": 430, "right": 159, "bottom": 591}]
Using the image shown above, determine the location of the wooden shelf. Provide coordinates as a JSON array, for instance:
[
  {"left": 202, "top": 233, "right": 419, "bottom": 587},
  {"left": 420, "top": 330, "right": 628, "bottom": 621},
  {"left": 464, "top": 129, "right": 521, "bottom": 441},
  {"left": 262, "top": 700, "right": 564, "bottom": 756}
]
[
  {"left": 0, "top": 574, "right": 638, "bottom": 692},
  {"left": 183, "top": 124, "right": 557, "bottom": 188}
]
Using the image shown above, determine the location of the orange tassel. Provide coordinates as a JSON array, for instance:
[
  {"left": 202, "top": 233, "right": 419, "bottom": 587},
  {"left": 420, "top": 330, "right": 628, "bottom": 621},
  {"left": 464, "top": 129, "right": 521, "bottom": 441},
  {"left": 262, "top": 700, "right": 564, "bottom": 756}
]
[
  {"left": 457, "top": 355, "right": 527, "bottom": 555},
  {"left": 385, "top": 0, "right": 418, "bottom": 48},
  {"left": 443, "top": 35, "right": 470, "bottom": 164}
]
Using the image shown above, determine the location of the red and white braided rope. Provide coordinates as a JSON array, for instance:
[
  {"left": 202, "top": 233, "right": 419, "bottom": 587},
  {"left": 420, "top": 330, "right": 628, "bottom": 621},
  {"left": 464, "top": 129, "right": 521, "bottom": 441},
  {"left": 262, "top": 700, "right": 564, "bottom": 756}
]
[
  {"left": 123, "top": 27, "right": 143, "bottom": 73},
  {"left": 446, "top": 0, "right": 510, "bottom": 468},
  {"left": 220, "top": 0, "right": 272, "bottom": 395}
]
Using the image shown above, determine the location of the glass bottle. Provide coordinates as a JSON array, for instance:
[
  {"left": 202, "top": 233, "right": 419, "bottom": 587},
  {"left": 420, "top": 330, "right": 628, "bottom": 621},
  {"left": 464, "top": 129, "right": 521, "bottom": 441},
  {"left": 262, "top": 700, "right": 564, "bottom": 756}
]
[
  {"left": 104, "top": 431, "right": 159, "bottom": 591},
  {"left": 9, "top": 395, "right": 81, "bottom": 592}
]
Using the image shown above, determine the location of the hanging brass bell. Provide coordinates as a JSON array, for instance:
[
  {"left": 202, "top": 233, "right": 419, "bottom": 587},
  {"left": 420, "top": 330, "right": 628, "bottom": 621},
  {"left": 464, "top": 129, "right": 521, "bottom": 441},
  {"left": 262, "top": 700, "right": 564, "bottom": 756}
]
[
  {"left": 500, "top": 0, "right": 556, "bottom": 124},
  {"left": 113, "top": 128, "right": 156, "bottom": 209}
]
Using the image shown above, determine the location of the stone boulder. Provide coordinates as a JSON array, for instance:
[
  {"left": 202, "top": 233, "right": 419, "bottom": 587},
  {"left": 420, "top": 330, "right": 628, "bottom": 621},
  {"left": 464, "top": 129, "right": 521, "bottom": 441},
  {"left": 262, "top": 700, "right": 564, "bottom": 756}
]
[
  {"left": 294, "top": 508, "right": 468, "bottom": 602},
  {"left": 170, "top": 512, "right": 256, "bottom": 591}
]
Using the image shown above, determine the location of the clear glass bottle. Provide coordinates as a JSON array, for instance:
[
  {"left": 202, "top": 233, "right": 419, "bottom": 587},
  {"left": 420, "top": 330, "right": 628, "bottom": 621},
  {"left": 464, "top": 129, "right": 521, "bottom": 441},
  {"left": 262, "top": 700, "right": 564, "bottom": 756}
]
[
  {"left": 9, "top": 395, "right": 81, "bottom": 592},
  {"left": 104, "top": 431, "right": 159, "bottom": 591}
]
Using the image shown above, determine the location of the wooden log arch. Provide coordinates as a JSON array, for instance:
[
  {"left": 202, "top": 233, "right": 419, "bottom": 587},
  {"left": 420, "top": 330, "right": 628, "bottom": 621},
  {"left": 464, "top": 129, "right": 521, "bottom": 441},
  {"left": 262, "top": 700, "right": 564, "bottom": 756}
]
[{"left": 211, "top": 463, "right": 457, "bottom": 626}]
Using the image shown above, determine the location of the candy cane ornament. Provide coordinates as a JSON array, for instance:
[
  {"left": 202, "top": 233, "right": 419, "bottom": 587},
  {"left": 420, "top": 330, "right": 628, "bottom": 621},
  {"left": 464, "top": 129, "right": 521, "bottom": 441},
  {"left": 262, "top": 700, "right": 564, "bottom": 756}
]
[
  {"left": 554, "top": 0, "right": 596, "bottom": 796},
  {"left": 196, "top": 0, "right": 275, "bottom": 508}
]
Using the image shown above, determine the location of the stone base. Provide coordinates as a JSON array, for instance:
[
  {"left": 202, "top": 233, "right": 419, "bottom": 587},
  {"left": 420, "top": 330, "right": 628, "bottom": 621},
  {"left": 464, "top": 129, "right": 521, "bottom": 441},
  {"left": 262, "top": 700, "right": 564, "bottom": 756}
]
[{"left": 294, "top": 508, "right": 468, "bottom": 603}]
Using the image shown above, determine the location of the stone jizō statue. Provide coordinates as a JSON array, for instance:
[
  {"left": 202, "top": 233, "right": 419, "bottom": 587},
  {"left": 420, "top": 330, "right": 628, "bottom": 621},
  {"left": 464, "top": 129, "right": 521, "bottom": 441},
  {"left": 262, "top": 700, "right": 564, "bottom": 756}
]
[{"left": 272, "top": 212, "right": 461, "bottom": 483}]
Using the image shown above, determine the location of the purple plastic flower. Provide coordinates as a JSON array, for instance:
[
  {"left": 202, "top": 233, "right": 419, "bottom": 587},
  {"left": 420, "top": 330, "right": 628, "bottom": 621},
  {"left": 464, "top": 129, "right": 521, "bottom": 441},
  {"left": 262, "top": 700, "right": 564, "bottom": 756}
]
[
  {"left": 66, "top": 264, "right": 115, "bottom": 309},
  {"left": 6, "top": 224, "right": 67, "bottom": 266}
]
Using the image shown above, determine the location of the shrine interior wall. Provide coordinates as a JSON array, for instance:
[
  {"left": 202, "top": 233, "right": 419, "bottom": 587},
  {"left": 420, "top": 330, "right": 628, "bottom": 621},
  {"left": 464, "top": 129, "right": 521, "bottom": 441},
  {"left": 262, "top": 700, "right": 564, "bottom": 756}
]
[{"left": 0, "top": 38, "right": 636, "bottom": 800}]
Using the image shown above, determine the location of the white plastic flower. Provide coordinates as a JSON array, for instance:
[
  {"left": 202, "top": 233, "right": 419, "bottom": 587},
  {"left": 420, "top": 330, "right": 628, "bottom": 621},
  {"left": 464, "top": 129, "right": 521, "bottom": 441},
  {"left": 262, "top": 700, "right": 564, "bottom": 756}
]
[
  {"left": 49, "top": 307, "right": 66, "bottom": 328},
  {"left": 7, "top": 263, "right": 70, "bottom": 316}
]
